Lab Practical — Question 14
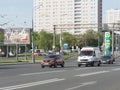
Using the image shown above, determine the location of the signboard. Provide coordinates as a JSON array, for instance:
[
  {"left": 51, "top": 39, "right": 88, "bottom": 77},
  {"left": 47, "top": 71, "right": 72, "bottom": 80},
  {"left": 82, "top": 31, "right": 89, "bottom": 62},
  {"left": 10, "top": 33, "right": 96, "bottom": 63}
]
[
  {"left": 4, "top": 28, "right": 30, "bottom": 44},
  {"left": 64, "top": 43, "right": 68, "bottom": 49},
  {"left": 104, "top": 32, "right": 110, "bottom": 55}
]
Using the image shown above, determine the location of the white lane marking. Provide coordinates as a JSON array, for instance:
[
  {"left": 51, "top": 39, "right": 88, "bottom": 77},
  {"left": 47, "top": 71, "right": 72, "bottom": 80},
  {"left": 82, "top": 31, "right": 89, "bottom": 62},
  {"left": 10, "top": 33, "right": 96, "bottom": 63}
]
[
  {"left": 0, "top": 78, "right": 65, "bottom": 90},
  {"left": 75, "top": 71, "right": 109, "bottom": 77},
  {"left": 65, "top": 81, "right": 96, "bottom": 90},
  {"left": 74, "top": 67, "right": 96, "bottom": 71},
  {"left": 20, "top": 70, "right": 66, "bottom": 76},
  {"left": 112, "top": 68, "right": 120, "bottom": 71}
]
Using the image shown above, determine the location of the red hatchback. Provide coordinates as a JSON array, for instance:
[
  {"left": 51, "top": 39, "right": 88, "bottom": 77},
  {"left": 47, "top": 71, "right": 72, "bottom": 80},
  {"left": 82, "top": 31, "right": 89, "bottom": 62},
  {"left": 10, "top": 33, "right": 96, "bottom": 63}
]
[{"left": 40, "top": 54, "right": 65, "bottom": 68}]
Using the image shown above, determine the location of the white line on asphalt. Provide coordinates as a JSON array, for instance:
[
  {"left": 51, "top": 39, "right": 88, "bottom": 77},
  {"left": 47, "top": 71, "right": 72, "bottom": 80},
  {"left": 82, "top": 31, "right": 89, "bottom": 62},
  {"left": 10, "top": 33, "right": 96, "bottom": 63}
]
[
  {"left": 74, "top": 67, "right": 96, "bottom": 71},
  {"left": 20, "top": 70, "right": 66, "bottom": 76},
  {"left": 65, "top": 81, "right": 96, "bottom": 90},
  {"left": 111, "top": 68, "right": 120, "bottom": 71},
  {"left": 75, "top": 71, "right": 110, "bottom": 77},
  {"left": 0, "top": 78, "right": 65, "bottom": 90}
]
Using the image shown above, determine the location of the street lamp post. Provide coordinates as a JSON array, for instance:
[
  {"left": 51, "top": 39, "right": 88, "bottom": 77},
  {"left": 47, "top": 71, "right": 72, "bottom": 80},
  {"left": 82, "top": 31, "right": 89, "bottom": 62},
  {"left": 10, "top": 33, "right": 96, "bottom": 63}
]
[
  {"left": 60, "top": 28, "right": 63, "bottom": 57},
  {"left": 112, "top": 24, "right": 115, "bottom": 57},
  {"left": 53, "top": 25, "right": 56, "bottom": 54},
  {"left": 31, "top": 28, "right": 35, "bottom": 63}
]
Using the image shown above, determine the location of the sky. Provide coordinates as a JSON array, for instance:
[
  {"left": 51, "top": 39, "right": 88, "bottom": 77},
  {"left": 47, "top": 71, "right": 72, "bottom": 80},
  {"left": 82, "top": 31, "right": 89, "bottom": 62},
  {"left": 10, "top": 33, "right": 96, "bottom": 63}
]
[{"left": 0, "top": 0, "right": 120, "bottom": 28}]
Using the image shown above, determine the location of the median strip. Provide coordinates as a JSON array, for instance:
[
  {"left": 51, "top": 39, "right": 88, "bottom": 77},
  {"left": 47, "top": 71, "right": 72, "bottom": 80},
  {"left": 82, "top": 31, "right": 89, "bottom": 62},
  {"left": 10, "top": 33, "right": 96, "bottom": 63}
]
[{"left": 0, "top": 78, "right": 65, "bottom": 90}]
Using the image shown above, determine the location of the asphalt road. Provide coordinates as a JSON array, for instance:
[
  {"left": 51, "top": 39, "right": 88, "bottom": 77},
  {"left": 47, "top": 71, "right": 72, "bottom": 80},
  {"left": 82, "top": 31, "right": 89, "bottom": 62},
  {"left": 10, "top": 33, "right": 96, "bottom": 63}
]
[{"left": 0, "top": 56, "right": 120, "bottom": 90}]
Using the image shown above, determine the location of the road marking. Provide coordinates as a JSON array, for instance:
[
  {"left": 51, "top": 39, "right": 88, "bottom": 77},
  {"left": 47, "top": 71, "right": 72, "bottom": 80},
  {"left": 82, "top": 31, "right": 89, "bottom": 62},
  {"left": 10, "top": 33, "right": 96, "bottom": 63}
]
[
  {"left": 74, "top": 67, "right": 96, "bottom": 71},
  {"left": 20, "top": 70, "right": 66, "bottom": 76},
  {"left": 0, "top": 78, "right": 65, "bottom": 90},
  {"left": 75, "top": 71, "right": 109, "bottom": 77},
  {"left": 112, "top": 68, "right": 120, "bottom": 71},
  {"left": 65, "top": 81, "right": 96, "bottom": 90}
]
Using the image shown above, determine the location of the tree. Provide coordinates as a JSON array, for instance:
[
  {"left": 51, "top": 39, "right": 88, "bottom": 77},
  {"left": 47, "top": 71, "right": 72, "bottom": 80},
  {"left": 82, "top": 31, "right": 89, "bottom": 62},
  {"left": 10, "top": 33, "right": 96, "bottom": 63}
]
[
  {"left": 0, "top": 29, "right": 4, "bottom": 42},
  {"left": 62, "top": 32, "right": 76, "bottom": 49},
  {"left": 34, "top": 30, "right": 53, "bottom": 50}
]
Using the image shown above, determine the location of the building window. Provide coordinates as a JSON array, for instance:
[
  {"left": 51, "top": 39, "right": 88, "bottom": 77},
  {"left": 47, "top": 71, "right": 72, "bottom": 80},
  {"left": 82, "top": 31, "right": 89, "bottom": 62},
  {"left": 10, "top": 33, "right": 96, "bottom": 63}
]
[{"left": 75, "top": 0, "right": 81, "bottom": 2}]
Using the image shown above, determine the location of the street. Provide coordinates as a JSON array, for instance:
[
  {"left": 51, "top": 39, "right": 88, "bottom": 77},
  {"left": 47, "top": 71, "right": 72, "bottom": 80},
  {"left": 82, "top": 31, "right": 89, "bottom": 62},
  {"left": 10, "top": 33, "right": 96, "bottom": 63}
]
[{"left": 0, "top": 56, "right": 120, "bottom": 90}]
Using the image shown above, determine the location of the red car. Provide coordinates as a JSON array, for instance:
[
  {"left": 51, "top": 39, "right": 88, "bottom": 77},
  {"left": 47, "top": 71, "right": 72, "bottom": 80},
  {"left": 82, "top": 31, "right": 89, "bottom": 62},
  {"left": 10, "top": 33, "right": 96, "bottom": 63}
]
[
  {"left": 31, "top": 52, "right": 41, "bottom": 56},
  {"left": 40, "top": 54, "right": 65, "bottom": 68}
]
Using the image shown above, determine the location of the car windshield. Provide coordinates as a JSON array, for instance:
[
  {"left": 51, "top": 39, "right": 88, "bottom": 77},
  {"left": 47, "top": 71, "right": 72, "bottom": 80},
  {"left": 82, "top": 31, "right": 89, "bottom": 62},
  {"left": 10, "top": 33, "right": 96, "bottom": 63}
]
[
  {"left": 80, "top": 51, "right": 93, "bottom": 56},
  {"left": 101, "top": 56, "right": 111, "bottom": 60},
  {"left": 45, "top": 55, "right": 56, "bottom": 58}
]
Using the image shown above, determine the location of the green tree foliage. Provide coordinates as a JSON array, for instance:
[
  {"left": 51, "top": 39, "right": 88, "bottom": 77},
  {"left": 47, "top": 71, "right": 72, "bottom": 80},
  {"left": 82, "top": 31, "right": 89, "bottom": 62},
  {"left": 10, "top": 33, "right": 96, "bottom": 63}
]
[
  {"left": 83, "top": 30, "right": 103, "bottom": 47},
  {"left": 0, "top": 30, "right": 4, "bottom": 42},
  {"left": 33, "top": 29, "right": 103, "bottom": 50},
  {"left": 34, "top": 30, "right": 53, "bottom": 50},
  {"left": 62, "top": 32, "right": 76, "bottom": 48}
]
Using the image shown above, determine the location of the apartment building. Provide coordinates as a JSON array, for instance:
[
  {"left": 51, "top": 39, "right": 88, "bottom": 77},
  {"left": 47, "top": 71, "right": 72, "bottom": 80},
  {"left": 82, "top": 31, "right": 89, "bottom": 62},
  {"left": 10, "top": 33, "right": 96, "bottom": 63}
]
[
  {"left": 34, "top": 0, "right": 102, "bottom": 35},
  {"left": 105, "top": 9, "right": 120, "bottom": 29}
]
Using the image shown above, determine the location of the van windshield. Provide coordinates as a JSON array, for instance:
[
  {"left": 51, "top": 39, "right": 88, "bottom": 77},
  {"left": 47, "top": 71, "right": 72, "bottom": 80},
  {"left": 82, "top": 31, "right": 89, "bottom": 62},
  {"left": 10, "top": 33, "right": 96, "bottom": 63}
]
[{"left": 80, "top": 51, "right": 94, "bottom": 56}]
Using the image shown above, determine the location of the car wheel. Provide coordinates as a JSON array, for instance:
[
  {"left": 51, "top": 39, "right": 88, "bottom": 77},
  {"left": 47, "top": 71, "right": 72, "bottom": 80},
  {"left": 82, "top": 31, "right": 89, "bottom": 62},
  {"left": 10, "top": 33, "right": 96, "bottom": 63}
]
[
  {"left": 111, "top": 61, "right": 113, "bottom": 64},
  {"left": 61, "top": 63, "right": 64, "bottom": 67},
  {"left": 41, "top": 65, "right": 45, "bottom": 68},
  {"left": 54, "top": 63, "right": 57, "bottom": 68},
  {"left": 49, "top": 65, "right": 52, "bottom": 68},
  {"left": 108, "top": 61, "right": 110, "bottom": 64}
]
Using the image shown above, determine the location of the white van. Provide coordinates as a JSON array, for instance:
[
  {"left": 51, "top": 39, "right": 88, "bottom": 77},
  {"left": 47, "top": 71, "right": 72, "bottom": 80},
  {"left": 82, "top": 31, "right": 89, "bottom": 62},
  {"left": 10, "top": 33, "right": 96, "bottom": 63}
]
[{"left": 77, "top": 47, "right": 101, "bottom": 67}]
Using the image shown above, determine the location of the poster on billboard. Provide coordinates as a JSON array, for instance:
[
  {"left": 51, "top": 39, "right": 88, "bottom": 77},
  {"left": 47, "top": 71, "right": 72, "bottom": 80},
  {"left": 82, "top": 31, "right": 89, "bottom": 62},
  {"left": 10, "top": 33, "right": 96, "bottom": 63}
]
[{"left": 4, "top": 28, "right": 30, "bottom": 44}]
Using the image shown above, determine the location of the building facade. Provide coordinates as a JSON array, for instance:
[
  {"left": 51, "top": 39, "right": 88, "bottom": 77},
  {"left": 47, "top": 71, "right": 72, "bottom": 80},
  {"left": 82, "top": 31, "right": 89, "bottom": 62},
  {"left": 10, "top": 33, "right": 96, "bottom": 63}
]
[
  {"left": 105, "top": 9, "right": 120, "bottom": 29},
  {"left": 34, "top": 0, "right": 102, "bottom": 35}
]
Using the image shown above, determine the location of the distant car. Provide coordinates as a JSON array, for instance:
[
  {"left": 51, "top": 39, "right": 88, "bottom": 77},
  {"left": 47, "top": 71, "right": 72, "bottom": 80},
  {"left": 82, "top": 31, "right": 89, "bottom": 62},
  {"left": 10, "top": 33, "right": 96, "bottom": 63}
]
[
  {"left": 31, "top": 52, "right": 41, "bottom": 56},
  {"left": 100, "top": 55, "right": 114, "bottom": 64},
  {"left": 40, "top": 54, "right": 65, "bottom": 68}
]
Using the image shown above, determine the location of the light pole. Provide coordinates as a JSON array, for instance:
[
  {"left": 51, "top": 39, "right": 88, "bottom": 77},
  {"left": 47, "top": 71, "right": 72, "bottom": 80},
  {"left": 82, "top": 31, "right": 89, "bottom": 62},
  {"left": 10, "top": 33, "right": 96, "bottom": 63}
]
[
  {"left": 31, "top": 4, "right": 44, "bottom": 63},
  {"left": 59, "top": 14, "right": 67, "bottom": 57},
  {"left": 31, "top": 27, "right": 35, "bottom": 63},
  {"left": 112, "top": 24, "right": 115, "bottom": 57},
  {"left": 53, "top": 25, "right": 56, "bottom": 53}
]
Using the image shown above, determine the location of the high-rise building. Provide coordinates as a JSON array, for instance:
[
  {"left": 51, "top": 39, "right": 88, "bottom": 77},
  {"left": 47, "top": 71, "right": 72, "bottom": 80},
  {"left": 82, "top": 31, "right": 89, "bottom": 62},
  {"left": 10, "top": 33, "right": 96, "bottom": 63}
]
[
  {"left": 34, "top": 0, "right": 102, "bottom": 34},
  {"left": 105, "top": 9, "right": 120, "bottom": 28}
]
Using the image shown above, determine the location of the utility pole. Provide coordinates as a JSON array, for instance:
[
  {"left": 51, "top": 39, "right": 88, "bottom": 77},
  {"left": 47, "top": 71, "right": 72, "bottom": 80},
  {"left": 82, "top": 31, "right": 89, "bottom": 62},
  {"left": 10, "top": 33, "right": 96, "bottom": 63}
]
[
  {"left": 112, "top": 24, "right": 115, "bottom": 57},
  {"left": 53, "top": 25, "right": 56, "bottom": 54}
]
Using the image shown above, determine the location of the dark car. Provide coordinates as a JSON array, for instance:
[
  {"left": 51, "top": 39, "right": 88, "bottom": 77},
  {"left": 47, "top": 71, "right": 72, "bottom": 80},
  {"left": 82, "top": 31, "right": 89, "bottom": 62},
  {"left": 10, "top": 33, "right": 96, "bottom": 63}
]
[
  {"left": 40, "top": 54, "right": 65, "bottom": 68},
  {"left": 100, "top": 55, "right": 114, "bottom": 64}
]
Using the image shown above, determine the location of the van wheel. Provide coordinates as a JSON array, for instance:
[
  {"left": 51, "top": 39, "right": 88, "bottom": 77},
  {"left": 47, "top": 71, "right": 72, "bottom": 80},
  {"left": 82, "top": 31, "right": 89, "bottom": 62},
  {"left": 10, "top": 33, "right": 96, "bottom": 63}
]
[
  {"left": 97, "top": 62, "right": 101, "bottom": 66},
  {"left": 85, "top": 64, "right": 88, "bottom": 67},
  {"left": 91, "top": 62, "right": 94, "bottom": 67},
  {"left": 78, "top": 64, "right": 81, "bottom": 67}
]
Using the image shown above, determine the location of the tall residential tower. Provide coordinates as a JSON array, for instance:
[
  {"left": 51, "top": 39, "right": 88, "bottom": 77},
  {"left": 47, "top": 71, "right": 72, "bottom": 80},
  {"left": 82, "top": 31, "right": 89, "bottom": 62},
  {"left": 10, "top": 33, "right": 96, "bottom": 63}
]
[{"left": 34, "top": 0, "right": 102, "bottom": 34}]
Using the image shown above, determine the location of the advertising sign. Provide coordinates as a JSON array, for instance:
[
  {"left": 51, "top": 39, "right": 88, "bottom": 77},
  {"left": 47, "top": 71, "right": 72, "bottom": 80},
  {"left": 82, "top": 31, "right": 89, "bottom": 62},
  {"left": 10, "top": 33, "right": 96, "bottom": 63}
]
[
  {"left": 104, "top": 32, "right": 110, "bottom": 55},
  {"left": 4, "top": 28, "right": 30, "bottom": 44}
]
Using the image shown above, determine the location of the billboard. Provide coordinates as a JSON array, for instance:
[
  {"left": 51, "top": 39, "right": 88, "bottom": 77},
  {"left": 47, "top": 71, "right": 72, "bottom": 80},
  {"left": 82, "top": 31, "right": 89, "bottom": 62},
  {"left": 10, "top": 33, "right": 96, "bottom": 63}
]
[{"left": 4, "top": 28, "right": 30, "bottom": 44}]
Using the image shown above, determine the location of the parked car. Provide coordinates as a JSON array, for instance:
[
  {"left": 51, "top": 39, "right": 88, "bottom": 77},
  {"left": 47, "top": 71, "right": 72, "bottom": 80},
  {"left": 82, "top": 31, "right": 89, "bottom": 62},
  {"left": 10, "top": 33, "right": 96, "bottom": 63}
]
[
  {"left": 100, "top": 55, "right": 114, "bottom": 64},
  {"left": 40, "top": 54, "right": 65, "bottom": 68},
  {"left": 31, "top": 52, "right": 41, "bottom": 56}
]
